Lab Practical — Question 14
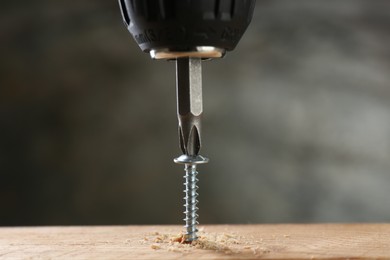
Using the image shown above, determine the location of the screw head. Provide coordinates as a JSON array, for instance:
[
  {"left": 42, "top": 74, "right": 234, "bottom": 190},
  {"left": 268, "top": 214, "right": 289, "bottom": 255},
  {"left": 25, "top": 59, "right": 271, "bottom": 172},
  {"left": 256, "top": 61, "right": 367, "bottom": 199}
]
[{"left": 174, "top": 154, "right": 209, "bottom": 165}]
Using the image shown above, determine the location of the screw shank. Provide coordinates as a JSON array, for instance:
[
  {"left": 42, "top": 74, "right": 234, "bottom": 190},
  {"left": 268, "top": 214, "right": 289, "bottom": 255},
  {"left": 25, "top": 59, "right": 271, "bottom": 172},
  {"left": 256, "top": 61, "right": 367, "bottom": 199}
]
[{"left": 183, "top": 164, "right": 199, "bottom": 242}]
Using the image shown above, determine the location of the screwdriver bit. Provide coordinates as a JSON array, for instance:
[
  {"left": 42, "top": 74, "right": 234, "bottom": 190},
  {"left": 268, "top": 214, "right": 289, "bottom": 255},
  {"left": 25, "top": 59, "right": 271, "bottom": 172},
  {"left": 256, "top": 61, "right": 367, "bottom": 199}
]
[{"left": 176, "top": 57, "right": 202, "bottom": 157}]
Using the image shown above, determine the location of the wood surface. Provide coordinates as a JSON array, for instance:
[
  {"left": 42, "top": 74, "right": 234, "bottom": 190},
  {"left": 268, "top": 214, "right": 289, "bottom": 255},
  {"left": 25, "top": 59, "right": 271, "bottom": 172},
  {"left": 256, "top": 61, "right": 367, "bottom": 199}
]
[{"left": 0, "top": 224, "right": 389, "bottom": 259}]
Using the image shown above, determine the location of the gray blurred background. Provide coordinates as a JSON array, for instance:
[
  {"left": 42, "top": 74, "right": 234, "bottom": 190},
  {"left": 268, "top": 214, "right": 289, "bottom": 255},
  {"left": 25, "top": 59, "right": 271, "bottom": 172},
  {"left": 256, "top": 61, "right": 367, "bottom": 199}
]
[{"left": 1, "top": 0, "right": 390, "bottom": 225}]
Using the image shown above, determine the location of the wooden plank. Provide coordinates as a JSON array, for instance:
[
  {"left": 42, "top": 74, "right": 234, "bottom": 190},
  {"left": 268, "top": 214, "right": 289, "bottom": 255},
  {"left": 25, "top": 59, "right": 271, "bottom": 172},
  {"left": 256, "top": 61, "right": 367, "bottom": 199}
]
[{"left": 0, "top": 224, "right": 389, "bottom": 259}]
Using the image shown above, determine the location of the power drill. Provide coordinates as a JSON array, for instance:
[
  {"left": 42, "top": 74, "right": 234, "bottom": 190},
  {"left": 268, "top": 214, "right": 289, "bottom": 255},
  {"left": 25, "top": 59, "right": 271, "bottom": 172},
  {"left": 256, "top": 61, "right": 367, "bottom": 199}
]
[{"left": 118, "top": 0, "right": 255, "bottom": 242}]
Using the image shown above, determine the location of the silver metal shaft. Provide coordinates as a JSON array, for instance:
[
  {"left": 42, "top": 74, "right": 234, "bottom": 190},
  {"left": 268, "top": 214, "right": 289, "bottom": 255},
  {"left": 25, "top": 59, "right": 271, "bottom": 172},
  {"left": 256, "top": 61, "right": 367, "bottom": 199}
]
[
  {"left": 174, "top": 57, "right": 208, "bottom": 242},
  {"left": 176, "top": 58, "right": 202, "bottom": 156}
]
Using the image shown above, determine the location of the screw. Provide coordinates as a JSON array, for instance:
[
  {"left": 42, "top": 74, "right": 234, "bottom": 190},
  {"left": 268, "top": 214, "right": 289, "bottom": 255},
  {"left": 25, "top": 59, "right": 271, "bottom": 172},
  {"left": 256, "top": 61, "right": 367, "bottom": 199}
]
[{"left": 175, "top": 154, "right": 208, "bottom": 242}]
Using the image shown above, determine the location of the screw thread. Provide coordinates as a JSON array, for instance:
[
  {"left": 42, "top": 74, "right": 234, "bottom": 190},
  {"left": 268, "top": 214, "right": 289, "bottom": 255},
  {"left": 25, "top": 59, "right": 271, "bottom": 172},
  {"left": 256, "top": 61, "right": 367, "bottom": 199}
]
[{"left": 183, "top": 163, "right": 199, "bottom": 241}]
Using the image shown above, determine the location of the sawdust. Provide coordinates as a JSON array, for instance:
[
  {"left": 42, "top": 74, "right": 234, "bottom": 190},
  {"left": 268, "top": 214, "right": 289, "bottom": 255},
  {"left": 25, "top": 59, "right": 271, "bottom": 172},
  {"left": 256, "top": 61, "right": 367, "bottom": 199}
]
[
  {"left": 141, "top": 227, "right": 268, "bottom": 256},
  {"left": 151, "top": 244, "right": 161, "bottom": 250}
]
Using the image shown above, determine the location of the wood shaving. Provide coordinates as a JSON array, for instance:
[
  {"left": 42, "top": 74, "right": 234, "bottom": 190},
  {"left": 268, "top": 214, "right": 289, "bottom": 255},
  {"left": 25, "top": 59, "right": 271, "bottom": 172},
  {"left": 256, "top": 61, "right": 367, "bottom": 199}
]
[
  {"left": 171, "top": 234, "right": 191, "bottom": 244},
  {"left": 251, "top": 246, "right": 259, "bottom": 255},
  {"left": 151, "top": 244, "right": 160, "bottom": 250}
]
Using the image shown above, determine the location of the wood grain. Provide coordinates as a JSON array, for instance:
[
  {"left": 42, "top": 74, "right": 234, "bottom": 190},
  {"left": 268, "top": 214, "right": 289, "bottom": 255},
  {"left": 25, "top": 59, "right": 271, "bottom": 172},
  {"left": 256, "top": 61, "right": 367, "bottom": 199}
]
[{"left": 0, "top": 224, "right": 389, "bottom": 259}]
